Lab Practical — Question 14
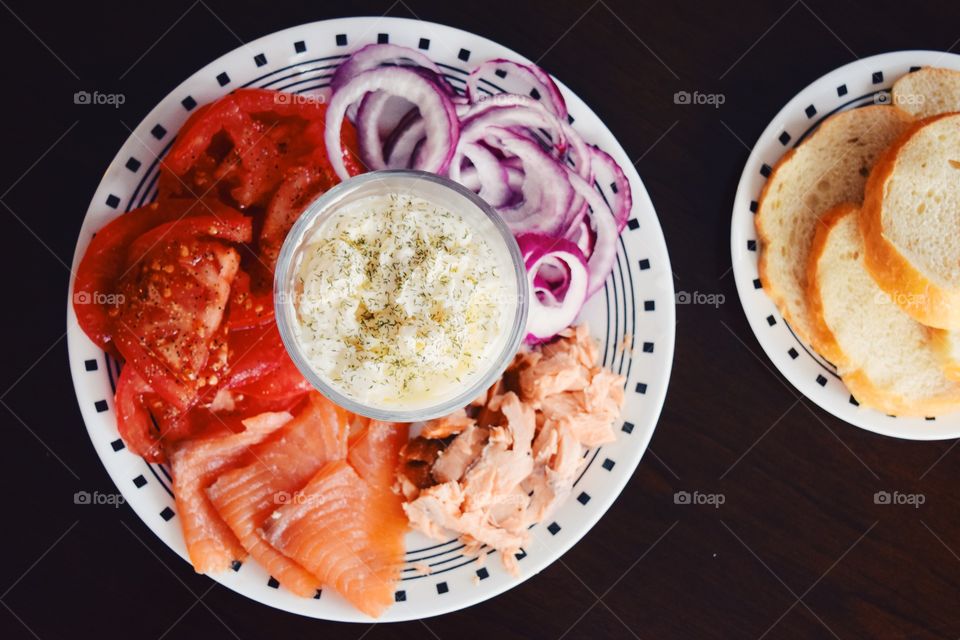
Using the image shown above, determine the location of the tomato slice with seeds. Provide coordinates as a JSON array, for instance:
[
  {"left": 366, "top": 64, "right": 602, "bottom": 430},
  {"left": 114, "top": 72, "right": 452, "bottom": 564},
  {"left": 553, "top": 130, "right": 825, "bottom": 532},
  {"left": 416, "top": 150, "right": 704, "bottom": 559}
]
[
  {"left": 112, "top": 233, "right": 241, "bottom": 411},
  {"left": 73, "top": 200, "right": 200, "bottom": 355},
  {"left": 115, "top": 365, "right": 165, "bottom": 462}
]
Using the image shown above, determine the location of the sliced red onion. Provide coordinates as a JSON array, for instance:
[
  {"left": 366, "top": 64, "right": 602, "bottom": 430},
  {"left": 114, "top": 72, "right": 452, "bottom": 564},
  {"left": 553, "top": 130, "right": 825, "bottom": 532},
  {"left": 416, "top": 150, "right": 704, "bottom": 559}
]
[
  {"left": 331, "top": 43, "right": 442, "bottom": 92},
  {"left": 565, "top": 215, "right": 595, "bottom": 258},
  {"left": 482, "top": 128, "right": 573, "bottom": 236},
  {"left": 517, "top": 234, "right": 588, "bottom": 343},
  {"left": 448, "top": 142, "right": 511, "bottom": 207},
  {"left": 356, "top": 91, "right": 415, "bottom": 170},
  {"left": 589, "top": 145, "right": 632, "bottom": 232},
  {"left": 565, "top": 168, "right": 618, "bottom": 297},
  {"left": 466, "top": 59, "right": 567, "bottom": 120},
  {"left": 325, "top": 67, "right": 459, "bottom": 180}
]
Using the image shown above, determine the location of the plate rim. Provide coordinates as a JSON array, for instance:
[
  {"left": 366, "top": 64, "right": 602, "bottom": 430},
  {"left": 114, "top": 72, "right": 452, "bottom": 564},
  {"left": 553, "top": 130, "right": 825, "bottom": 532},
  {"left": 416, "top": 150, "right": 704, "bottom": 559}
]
[
  {"left": 730, "top": 49, "right": 960, "bottom": 441},
  {"left": 66, "top": 15, "right": 677, "bottom": 621}
]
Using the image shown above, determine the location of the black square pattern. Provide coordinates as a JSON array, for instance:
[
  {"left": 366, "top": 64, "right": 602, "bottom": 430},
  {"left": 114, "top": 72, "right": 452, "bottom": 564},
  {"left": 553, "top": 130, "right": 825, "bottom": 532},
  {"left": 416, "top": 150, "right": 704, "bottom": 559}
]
[
  {"left": 622, "top": 421, "right": 634, "bottom": 434},
  {"left": 837, "top": 84, "right": 848, "bottom": 96},
  {"left": 133, "top": 475, "right": 147, "bottom": 488},
  {"left": 231, "top": 560, "right": 242, "bottom": 571},
  {"left": 766, "top": 315, "right": 776, "bottom": 326},
  {"left": 418, "top": 38, "right": 430, "bottom": 50},
  {"left": 816, "top": 374, "right": 827, "bottom": 387},
  {"left": 267, "top": 577, "right": 279, "bottom": 588},
  {"left": 458, "top": 48, "right": 471, "bottom": 61},
  {"left": 436, "top": 582, "right": 449, "bottom": 594},
  {"left": 377, "top": 33, "right": 389, "bottom": 44},
  {"left": 125, "top": 158, "right": 141, "bottom": 172},
  {"left": 95, "top": 400, "right": 109, "bottom": 413},
  {"left": 760, "top": 164, "right": 772, "bottom": 178},
  {"left": 788, "top": 348, "right": 798, "bottom": 359},
  {"left": 778, "top": 131, "right": 791, "bottom": 145},
  {"left": 849, "top": 395, "right": 859, "bottom": 406},
  {"left": 635, "top": 382, "right": 647, "bottom": 394},
  {"left": 747, "top": 240, "right": 756, "bottom": 251},
  {"left": 602, "top": 458, "right": 615, "bottom": 471},
  {"left": 106, "top": 194, "right": 120, "bottom": 209},
  {"left": 627, "top": 218, "right": 640, "bottom": 231},
  {"left": 495, "top": 68, "right": 507, "bottom": 78},
  {"left": 805, "top": 104, "right": 817, "bottom": 118},
  {"left": 643, "top": 342, "right": 654, "bottom": 353},
  {"left": 749, "top": 200, "right": 758, "bottom": 213},
  {"left": 638, "top": 258, "right": 650, "bottom": 269},
  {"left": 216, "top": 72, "right": 230, "bottom": 86},
  {"left": 753, "top": 278, "right": 762, "bottom": 289},
  {"left": 336, "top": 34, "right": 348, "bottom": 46},
  {"left": 395, "top": 590, "right": 406, "bottom": 601},
  {"left": 254, "top": 53, "right": 267, "bottom": 67},
  {"left": 872, "top": 71, "right": 884, "bottom": 84},
  {"left": 181, "top": 95, "right": 197, "bottom": 111},
  {"left": 160, "top": 507, "right": 175, "bottom": 521},
  {"left": 547, "top": 522, "right": 561, "bottom": 535},
  {"left": 150, "top": 124, "right": 167, "bottom": 139},
  {"left": 577, "top": 492, "right": 591, "bottom": 505},
  {"left": 644, "top": 300, "right": 655, "bottom": 311},
  {"left": 294, "top": 40, "right": 306, "bottom": 53},
  {"left": 110, "top": 438, "right": 124, "bottom": 451},
  {"left": 313, "top": 590, "right": 322, "bottom": 600},
  {"left": 476, "top": 567, "right": 489, "bottom": 580},
  {"left": 84, "top": 359, "right": 98, "bottom": 371},
  {"left": 530, "top": 87, "right": 541, "bottom": 100}
]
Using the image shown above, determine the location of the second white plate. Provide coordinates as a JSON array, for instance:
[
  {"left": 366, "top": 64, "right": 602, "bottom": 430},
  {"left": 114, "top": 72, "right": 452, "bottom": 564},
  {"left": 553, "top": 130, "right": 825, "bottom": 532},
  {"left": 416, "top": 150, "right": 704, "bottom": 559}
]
[{"left": 731, "top": 50, "right": 960, "bottom": 441}]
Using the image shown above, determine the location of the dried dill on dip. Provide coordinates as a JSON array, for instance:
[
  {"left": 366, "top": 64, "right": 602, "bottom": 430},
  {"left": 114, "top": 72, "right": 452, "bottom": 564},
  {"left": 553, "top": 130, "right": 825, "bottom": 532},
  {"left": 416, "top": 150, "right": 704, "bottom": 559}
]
[{"left": 293, "top": 193, "right": 510, "bottom": 408}]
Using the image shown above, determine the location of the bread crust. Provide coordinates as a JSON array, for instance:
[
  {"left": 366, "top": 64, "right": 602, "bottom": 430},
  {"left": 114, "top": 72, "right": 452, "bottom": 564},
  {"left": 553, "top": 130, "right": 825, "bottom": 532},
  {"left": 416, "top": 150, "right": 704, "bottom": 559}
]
[
  {"left": 756, "top": 105, "right": 912, "bottom": 345},
  {"left": 803, "top": 203, "right": 859, "bottom": 367},
  {"left": 859, "top": 112, "right": 960, "bottom": 330}
]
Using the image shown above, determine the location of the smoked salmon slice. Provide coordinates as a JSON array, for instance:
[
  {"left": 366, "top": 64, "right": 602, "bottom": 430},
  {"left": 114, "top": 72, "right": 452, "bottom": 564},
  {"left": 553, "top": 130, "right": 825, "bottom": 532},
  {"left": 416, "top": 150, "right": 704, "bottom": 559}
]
[
  {"left": 167, "top": 411, "right": 292, "bottom": 574},
  {"left": 264, "top": 420, "right": 409, "bottom": 618},
  {"left": 206, "top": 392, "right": 349, "bottom": 596},
  {"left": 264, "top": 461, "right": 397, "bottom": 618}
]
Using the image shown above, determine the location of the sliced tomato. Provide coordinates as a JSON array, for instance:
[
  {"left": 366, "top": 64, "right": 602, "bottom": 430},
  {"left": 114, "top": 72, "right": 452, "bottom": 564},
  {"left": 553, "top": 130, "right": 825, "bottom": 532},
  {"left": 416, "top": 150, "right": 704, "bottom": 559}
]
[
  {"left": 115, "top": 365, "right": 164, "bottom": 462},
  {"left": 225, "top": 270, "right": 274, "bottom": 330},
  {"left": 112, "top": 235, "right": 241, "bottom": 411},
  {"left": 259, "top": 164, "right": 332, "bottom": 265},
  {"left": 73, "top": 200, "right": 201, "bottom": 355},
  {"left": 126, "top": 210, "right": 252, "bottom": 264}
]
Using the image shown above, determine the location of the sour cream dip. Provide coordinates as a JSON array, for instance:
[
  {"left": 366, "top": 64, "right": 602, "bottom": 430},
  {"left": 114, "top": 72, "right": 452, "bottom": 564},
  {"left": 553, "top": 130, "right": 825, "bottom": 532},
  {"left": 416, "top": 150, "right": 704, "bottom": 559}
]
[{"left": 275, "top": 172, "right": 528, "bottom": 421}]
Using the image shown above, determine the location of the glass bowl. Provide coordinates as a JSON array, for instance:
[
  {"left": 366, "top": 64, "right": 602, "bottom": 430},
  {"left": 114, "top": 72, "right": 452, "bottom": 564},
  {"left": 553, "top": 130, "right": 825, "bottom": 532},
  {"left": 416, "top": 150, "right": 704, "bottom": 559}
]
[{"left": 274, "top": 170, "right": 529, "bottom": 422}]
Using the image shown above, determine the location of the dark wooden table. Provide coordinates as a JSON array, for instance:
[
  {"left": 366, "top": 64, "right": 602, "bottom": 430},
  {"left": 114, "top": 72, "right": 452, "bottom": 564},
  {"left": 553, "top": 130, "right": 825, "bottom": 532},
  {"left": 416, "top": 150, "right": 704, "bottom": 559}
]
[{"left": 3, "top": 0, "right": 960, "bottom": 637}]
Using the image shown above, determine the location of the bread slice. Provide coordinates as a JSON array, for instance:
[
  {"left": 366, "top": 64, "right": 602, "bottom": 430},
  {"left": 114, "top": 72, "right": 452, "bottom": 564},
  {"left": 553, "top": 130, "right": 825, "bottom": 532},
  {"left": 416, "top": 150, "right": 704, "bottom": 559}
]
[
  {"left": 892, "top": 66, "right": 960, "bottom": 119},
  {"left": 860, "top": 112, "right": 960, "bottom": 329},
  {"left": 756, "top": 106, "right": 913, "bottom": 345},
  {"left": 930, "top": 330, "right": 960, "bottom": 381},
  {"left": 807, "top": 203, "right": 960, "bottom": 416}
]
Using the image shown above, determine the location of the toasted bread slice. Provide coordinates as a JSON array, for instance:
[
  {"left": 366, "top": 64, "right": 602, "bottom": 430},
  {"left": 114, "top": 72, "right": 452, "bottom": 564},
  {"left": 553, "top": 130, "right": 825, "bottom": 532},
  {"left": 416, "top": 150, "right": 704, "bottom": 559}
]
[
  {"left": 892, "top": 66, "right": 960, "bottom": 118},
  {"left": 860, "top": 113, "right": 960, "bottom": 329},
  {"left": 807, "top": 204, "right": 960, "bottom": 416},
  {"left": 756, "top": 106, "right": 913, "bottom": 345}
]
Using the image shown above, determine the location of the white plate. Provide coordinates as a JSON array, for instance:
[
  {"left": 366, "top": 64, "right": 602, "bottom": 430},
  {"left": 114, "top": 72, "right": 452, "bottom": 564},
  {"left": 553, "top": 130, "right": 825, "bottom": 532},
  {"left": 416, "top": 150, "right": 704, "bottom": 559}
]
[
  {"left": 731, "top": 50, "right": 960, "bottom": 441},
  {"left": 66, "top": 17, "right": 675, "bottom": 621}
]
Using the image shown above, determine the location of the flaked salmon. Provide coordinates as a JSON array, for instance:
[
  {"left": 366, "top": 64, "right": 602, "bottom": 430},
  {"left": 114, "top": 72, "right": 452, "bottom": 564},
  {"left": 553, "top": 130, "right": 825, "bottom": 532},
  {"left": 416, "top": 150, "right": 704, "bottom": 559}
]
[{"left": 400, "top": 324, "right": 625, "bottom": 574}]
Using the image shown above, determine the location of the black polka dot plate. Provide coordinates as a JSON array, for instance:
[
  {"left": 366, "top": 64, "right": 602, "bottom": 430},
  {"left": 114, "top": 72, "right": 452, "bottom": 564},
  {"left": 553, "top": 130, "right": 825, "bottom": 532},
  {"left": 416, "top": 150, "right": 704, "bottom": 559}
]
[
  {"left": 731, "top": 50, "right": 960, "bottom": 441},
  {"left": 67, "top": 17, "right": 675, "bottom": 620}
]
